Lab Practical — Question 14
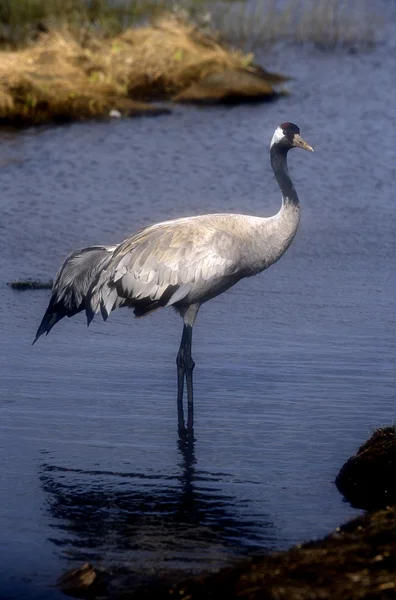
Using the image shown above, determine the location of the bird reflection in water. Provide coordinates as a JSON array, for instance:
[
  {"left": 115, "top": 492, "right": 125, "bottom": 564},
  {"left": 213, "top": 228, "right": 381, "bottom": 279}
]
[
  {"left": 175, "top": 427, "right": 196, "bottom": 521},
  {"left": 39, "top": 430, "right": 273, "bottom": 585}
]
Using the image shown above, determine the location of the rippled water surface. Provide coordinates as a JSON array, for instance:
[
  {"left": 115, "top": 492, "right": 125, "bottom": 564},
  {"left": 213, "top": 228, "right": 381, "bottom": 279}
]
[{"left": 1, "top": 20, "right": 395, "bottom": 600}]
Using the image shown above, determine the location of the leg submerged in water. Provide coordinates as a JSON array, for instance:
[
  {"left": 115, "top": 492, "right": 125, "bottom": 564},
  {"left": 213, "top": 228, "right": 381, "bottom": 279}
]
[
  {"left": 176, "top": 304, "right": 199, "bottom": 433},
  {"left": 176, "top": 323, "right": 195, "bottom": 432}
]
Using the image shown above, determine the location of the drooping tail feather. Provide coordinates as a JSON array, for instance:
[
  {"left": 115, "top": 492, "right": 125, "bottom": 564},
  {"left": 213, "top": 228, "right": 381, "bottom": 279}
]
[{"left": 33, "top": 245, "right": 116, "bottom": 344}]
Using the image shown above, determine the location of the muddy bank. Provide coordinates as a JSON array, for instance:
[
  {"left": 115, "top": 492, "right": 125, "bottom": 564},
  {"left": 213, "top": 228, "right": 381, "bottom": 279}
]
[
  {"left": 58, "top": 427, "right": 396, "bottom": 600},
  {"left": 59, "top": 505, "right": 395, "bottom": 600},
  {"left": 0, "top": 16, "right": 286, "bottom": 127}
]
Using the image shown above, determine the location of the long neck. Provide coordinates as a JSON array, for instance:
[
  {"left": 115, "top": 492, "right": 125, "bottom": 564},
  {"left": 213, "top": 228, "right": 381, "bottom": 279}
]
[
  {"left": 242, "top": 144, "right": 301, "bottom": 276},
  {"left": 245, "top": 144, "right": 300, "bottom": 273},
  {"left": 270, "top": 145, "right": 299, "bottom": 209}
]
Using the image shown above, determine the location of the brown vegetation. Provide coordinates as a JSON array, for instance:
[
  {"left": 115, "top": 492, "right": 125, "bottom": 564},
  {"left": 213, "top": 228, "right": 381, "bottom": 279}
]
[{"left": 0, "top": 16, "right": 282, "bottom": 126}]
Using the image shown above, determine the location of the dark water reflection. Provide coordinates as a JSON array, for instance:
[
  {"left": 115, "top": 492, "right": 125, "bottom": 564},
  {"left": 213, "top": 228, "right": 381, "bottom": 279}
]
[
  {"left": 1, "top": 6, "right": 396, "bottom": 598},
  {"left": 40, "top": 432, "right": 271, "bottom": 577}
]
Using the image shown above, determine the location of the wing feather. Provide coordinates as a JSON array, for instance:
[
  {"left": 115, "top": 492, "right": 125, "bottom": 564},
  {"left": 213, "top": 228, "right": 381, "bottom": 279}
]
[
  {"left": 33, "top": 245, "right": 117, "bottom": 342},
  {"left": 87, "top": 217, "right": 241, "bottom": 321}
]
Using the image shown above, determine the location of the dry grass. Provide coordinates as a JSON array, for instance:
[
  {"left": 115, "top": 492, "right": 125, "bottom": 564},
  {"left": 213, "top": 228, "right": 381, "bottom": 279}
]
[
  {"left": 0, "top": 0, "right": 168, "bottom": 47},
  {"left": 115, "top": 16, "right": 254, "bottom": 99},
  {"left": 0, "top": 30, "right": 158, "bottom": 124},
  {"left": 0, "top": 15, "right": 275, "bottom": 125},
  {"left": 0, "top": 1, "right": 223, "bottom": 49}
]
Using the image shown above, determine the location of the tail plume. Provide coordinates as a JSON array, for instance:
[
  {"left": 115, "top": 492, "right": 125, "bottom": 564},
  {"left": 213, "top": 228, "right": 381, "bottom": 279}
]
[{"left": 33, "top": 245, "right": 115, "bottom": 344}]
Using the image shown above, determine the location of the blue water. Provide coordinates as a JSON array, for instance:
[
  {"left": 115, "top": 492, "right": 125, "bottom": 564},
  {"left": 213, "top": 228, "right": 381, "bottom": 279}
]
[{"left": 0, "top": 23, "right": 395, "bottom": 600}]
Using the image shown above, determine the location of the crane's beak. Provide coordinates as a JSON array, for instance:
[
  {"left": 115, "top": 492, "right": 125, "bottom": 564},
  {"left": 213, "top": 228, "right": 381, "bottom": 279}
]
[{"left": 293, "top": 134, "right": 314, "bottom": 152}]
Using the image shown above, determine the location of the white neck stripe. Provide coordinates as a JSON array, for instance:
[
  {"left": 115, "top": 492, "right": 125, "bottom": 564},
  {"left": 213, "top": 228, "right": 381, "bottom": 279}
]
[{"left": 270, "top": 126, "right": 284, "bottom": 148}]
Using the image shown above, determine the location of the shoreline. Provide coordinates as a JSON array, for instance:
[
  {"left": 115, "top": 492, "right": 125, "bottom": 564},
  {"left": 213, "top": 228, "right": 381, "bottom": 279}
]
[
  {"left": 58, "top": 427, "right": 396, "bottom": 599},
  {"left": 0, "top": 15, "right": 285, "bottom": 128},
  {"left": 58, "top": 505, "right": 395, "bottom": 600}
]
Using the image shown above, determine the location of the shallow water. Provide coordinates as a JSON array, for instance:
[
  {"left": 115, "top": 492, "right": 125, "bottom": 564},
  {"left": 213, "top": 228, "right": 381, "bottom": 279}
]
[{"left": 1, "top": 16, "right": 395, "bottom": 600}]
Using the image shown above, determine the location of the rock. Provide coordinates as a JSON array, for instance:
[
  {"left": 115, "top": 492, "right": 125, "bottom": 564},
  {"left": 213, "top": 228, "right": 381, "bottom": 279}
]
[
  {"left": 246, "top": 63, "right": 291, "bottom": 84},
  {"left": 173, "top": 69, "right": 279, "bottom": 104},
  {"left": 336, "top": 426, "right": 396, "bottom": 510},
  {"left": 7, "top": 279, "right": 53, "bottom": 290},
  {"left": 57, "top": 563, "right": 97, "bottom": 595}
]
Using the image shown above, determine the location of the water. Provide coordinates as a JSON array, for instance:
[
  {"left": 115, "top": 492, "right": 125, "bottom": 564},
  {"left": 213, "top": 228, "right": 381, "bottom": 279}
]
[{"left": 0, "top": 23, "right": 395, "bottom": 600}]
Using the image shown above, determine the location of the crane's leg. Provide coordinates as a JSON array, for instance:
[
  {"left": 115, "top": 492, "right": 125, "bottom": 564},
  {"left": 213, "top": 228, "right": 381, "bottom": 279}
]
[
  {"left": 176, "top": 324, "right": 195, "bottom": 433},
  {"left": 176, "top": 305, "right": 199, "bottom": 434},
  {"left": 177, "top": 342, "right": 185, "bottom": 431}
]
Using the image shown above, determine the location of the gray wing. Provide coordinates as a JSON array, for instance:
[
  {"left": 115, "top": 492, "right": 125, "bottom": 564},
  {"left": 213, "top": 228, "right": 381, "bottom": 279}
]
[
  {"left": 86, "top": 219, "right": 241, "bottom": 322},
  {"left": 33, "top": 245, "right": 117, "bottom": 343}
]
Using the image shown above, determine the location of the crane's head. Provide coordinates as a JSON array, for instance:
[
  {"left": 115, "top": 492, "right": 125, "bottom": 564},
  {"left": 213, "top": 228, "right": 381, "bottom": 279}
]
[{"left": 270, "top": 122, "right": 314, "bottom": 152}]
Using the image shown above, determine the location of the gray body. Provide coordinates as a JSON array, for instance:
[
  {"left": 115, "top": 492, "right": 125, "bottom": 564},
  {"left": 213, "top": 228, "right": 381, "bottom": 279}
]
[
  {"left": 34, "top": 123, "right": 312, "bottom": 431},
  {"left": 34, "top": 208, "right": 299, "bottom": 340},
  {"left": 87, "top": 209, "right": 299, "bottom": 327}
]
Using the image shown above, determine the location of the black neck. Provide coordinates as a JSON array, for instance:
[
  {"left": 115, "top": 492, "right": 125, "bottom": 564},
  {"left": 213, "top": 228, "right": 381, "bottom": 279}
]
[{"left": 270, "top": 145, "right": 299, "bottom": 208}]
